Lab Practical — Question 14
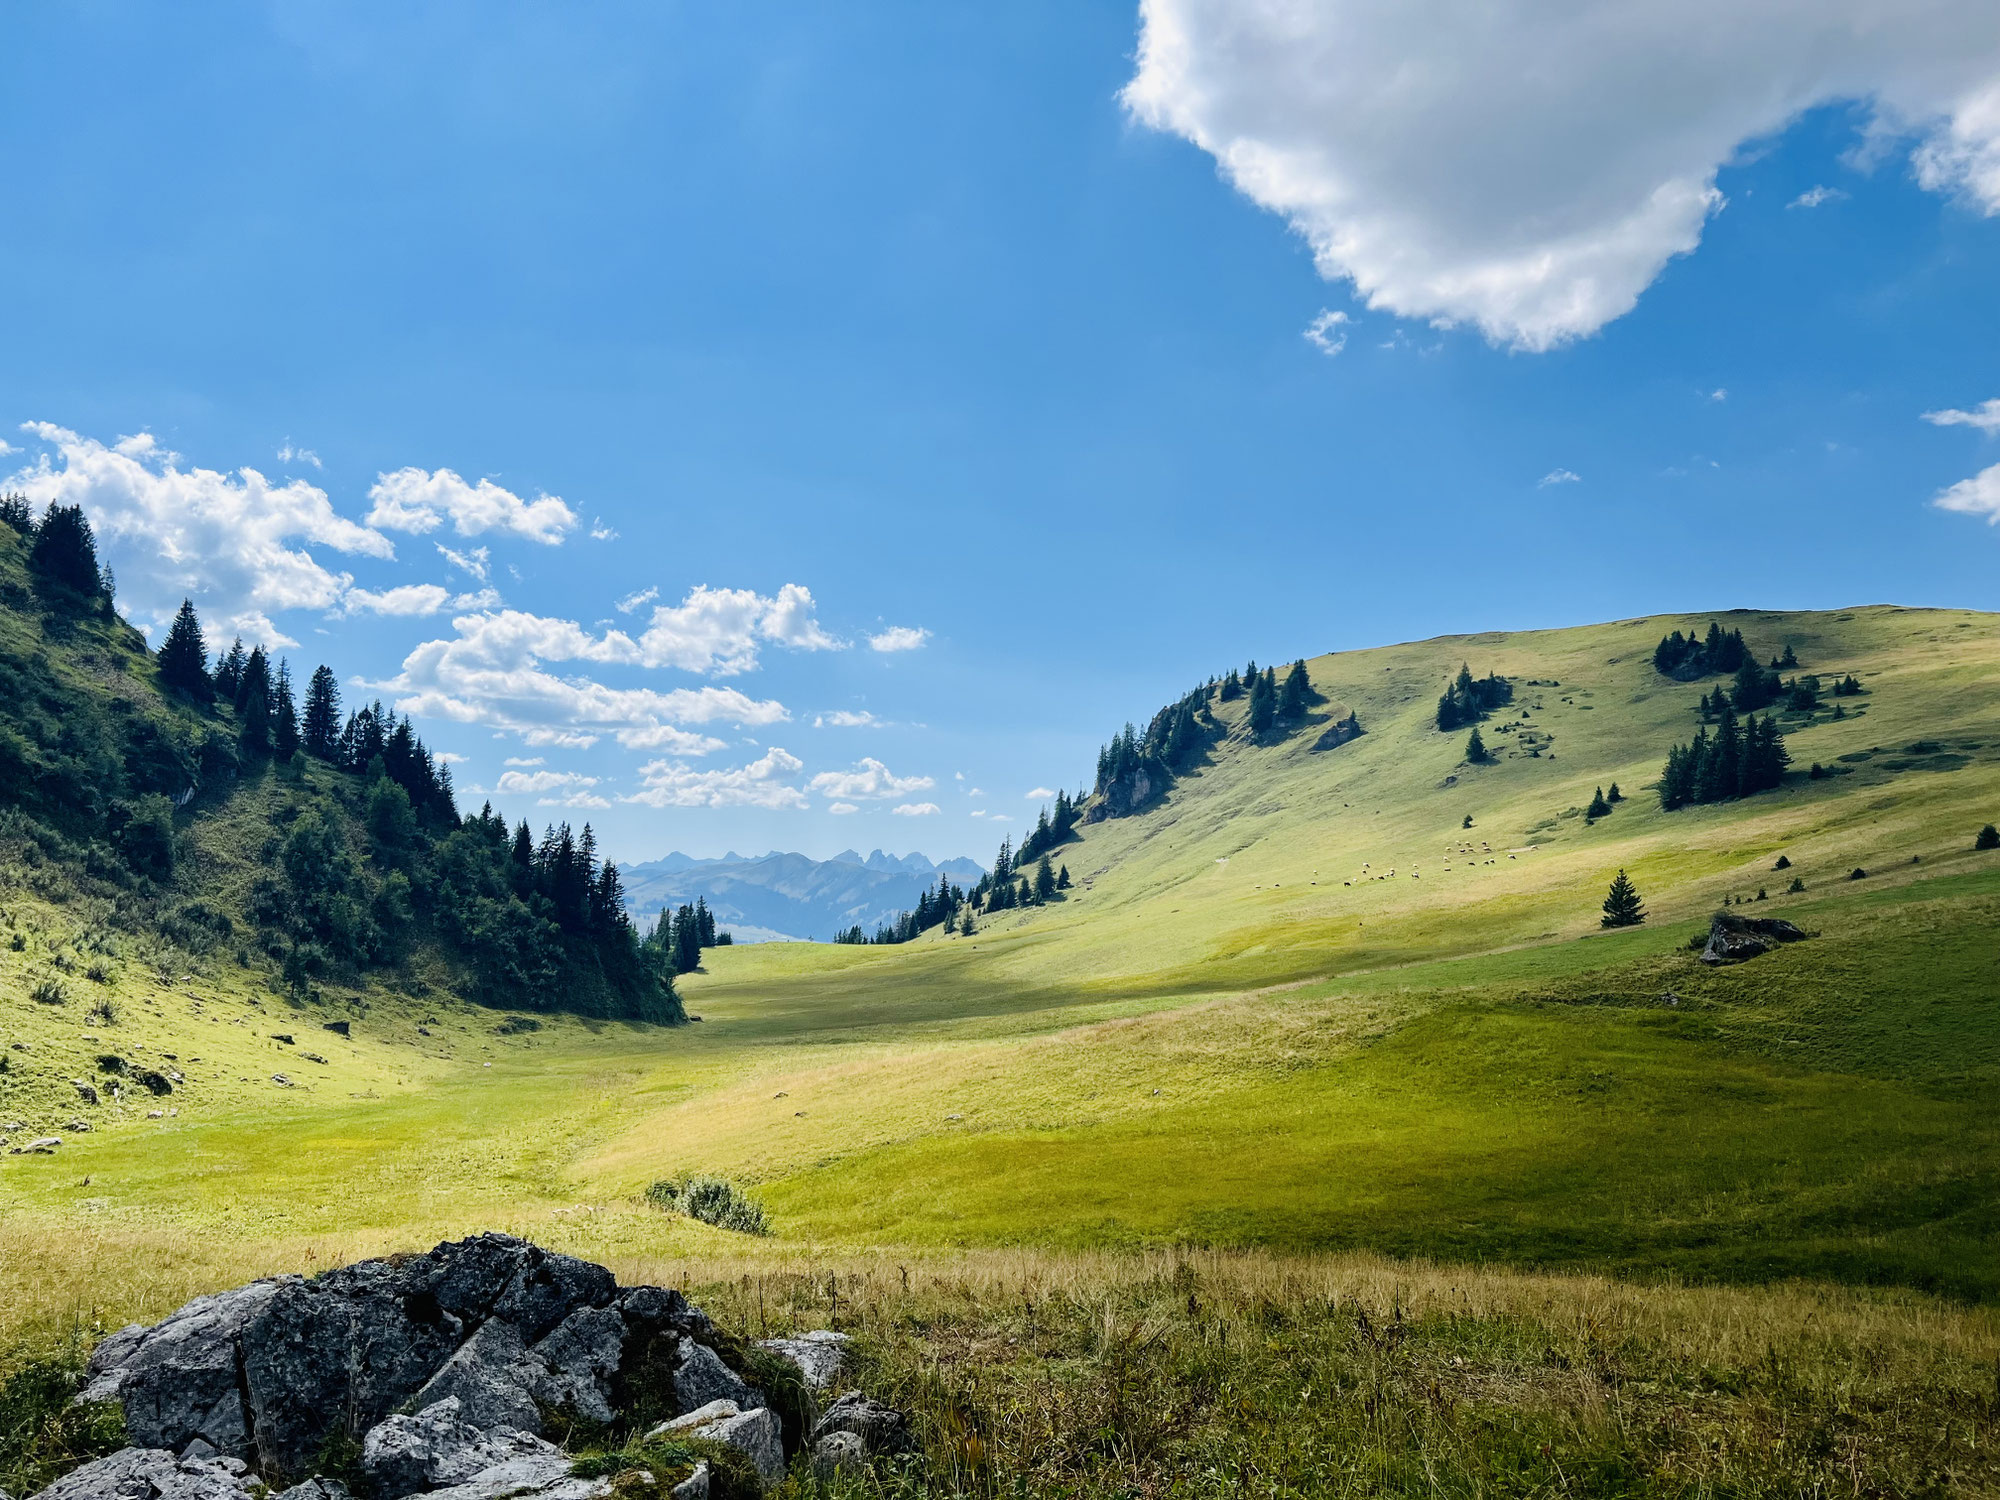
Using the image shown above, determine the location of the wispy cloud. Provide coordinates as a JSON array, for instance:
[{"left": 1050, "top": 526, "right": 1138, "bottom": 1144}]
[
  {"left": 616, "top": 586, "right": 659, "bottom": 614},
  {"left": 1304, "top": 309, "right": 1350, "bottom": 356},
  {"left": 1788, "top": 185, "right": 1846, "bottom": 209},
  {"left": 1923, "top": 399, "right": 2000, "bottom": 435},
  {"left": 815, "top": 709, "right": 881, "bottom": 728},
  {"left": 1538, "top": 469, "right": 1582, "bottom": 488},
  {"left": 893, "top": 802, "right": 941, "bottom": 817},
  {"left": 277, "top": 442, "right": 322, "bottom": 469},
  {"left": 828, "top": 801, "right": 859, "bottom": 815},
  {"left": 437, "top": 544, "right": 491, "bottom": 581}
]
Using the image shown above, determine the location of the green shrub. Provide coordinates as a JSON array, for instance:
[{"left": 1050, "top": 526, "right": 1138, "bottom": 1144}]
[
  {"left": 1977, "top": 824, "right": 1999, "bottom": 851},
  {"left": 647, "top": 1177, "right": 770, "bottom": 1236},
  {"left": 30, "top": 978, "right": 64, "bottom": 1006}
]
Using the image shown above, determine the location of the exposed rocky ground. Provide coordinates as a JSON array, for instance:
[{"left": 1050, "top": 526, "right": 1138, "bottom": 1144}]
[
  {"left": 1699, "top": 910, "right": 1812, "bottom": 965},
  {"left": 18, "top": 1235, "right": 909, "bottom": 1500}
]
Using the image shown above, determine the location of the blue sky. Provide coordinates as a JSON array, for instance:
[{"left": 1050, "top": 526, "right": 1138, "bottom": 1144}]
[{"left": 4, "top": 1, "right": 2000, "bottom": 863}]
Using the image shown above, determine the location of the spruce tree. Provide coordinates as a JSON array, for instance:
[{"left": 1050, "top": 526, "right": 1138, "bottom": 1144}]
[
  {"left": 1465, "top": 726, "right": 1488, "bottom": 764},
  {"left": 1600, "top": 870, "right": 1645, "bottom": 928},
  {"left": 1586, "top": 786, "right": 1612, "bottom": 819},
  {"left": 215, "top": 638, "right": 248, "bottom": 700},
  {"left": 1978, "top": 824, "right": 2000, "bottom": 851},
  {"left": 1034, "top": 855, "right": 1056, "bottom": 902},
  {"left": 272, "top": 659, "right": 300, "bottom": 761},
  {"left": 237, "top": 647, "right": 272, "bottom": 756},
  {"left": 27, "top": 503, "right": 106, "bottom": 600},
  {"left": 1057, "top": 864, "right": 1071, "bottom": 890},
  {"left": 302, "top": 666, "right": 342, "bottom": 760},
  {"left": 1248, "top": 670, "right": 1277, "bottom": 735},
  {"left": 1277, "top": 659, "right": 1311, "bottom": 719},
  {"left": 1606, "top": 782, "right": 1623, "bottom": 802},
  {"left": 156, "top": 599, "right": 212, "bottom": 698}
]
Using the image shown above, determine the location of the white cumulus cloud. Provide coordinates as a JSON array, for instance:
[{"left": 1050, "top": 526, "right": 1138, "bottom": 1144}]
[
  {"left": 1124, "top": 0, "right": 2000, "bottom": 349},
  {"left": 867, "top": 625, "right": 930, "bottom": 653},
  {"left": 625, "top": 747, "right": 808, "bottom": 809},
  {"left": 378, "top": 609, "right": 789, "bottom": 743},
  {"left": 1025, "top": 787, "right": 1055, "bottom": 800},
  {"left": 808, "top": 758, "right": 935, "bottom": 801},
  {"left": 634, "top": 584, "right": 844, "bottom": 675},
  {"left": 612, "top": 724, "right": 730, "bottom": 754},
  {"left": 6, "top": 422, "right": 393, "bottom": 643},
  {"left": 1935, "top": 463, "right": 2000, "bottom": 521},
  {"left": 828, "top": 801, "right": 859, "bottom": 815},
  {"left": 815, "top": 709, "right": 881, "bottom": 728},
  {"left": 892, "top": 802, "right": 941, "bottom": 817},
  {"left": 1924, "top": 398, "right": 2000, "bottom": 433},
  {"left": 367, "top": 467, "right": 577, "bottom": 545}
]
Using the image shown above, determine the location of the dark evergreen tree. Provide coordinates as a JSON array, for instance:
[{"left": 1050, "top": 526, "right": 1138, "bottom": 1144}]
[
  {"left": 237, "top": 647, "right": 272, "bottom": 757},
  {"left": 214, "top": 638, "right": 248, "bottom": 700},
  {"left": 0, "top": 493, "right": 30, "bottom": 534},
  {"left": 1600, "top": 870, "right": 1645, "bottom": 928},
  {"left": 1606, "top": 782, "right": 1623, "bottom": 802},
  {"left": 1586, "top": 786, "right": 1612, "bottom": 819},
  {"left": 156, "top": 599, "right": 212, "bottom": 698},
  {"left": 1436, "top": 664, "right": 1514, "bottom": 730},
  {"left": 302, "top": 665, "right": 342, "bottom": 760},
  {"left": 272, "top": 659, "right": 300, "bottom": 761},
  {"left": 1277, "top": 659, "right": 1312, "bottom": 720},
  {"left": 1977, "top": 824, "right": 2000, "bottom": 851},
  {"left": 1465, "top": 726, "right": 1489, "bottom": 763},
  {"left": 1057, "top": 864, "right": 1071, "bottom": 890},
  {"left": 1033, "top": 854, "right": 1056, "bottom": 902},
  {"left": 28, "top": 503, "right": 108, "bottom": 601},
  {"left": 1218, "top": 668, "right": 1243, "bottom": 701},
  {"left": 1248, "top": 668, "right": 1277, "bottom": 735}
]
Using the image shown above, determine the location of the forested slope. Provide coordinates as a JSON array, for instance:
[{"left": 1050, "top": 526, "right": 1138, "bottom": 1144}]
[{"left": 0, "top": 499, "right": 681, "bottom": 1028}]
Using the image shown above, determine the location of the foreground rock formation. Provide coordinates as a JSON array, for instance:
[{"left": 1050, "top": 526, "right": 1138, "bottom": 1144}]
[{"left": 31, "top": 1234, "right": 909, "bottom": 1500}]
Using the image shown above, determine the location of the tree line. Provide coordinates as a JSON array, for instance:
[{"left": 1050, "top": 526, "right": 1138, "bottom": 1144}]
[{"left": 1657, "top": 705, "right": 1791, "bottom": 810}]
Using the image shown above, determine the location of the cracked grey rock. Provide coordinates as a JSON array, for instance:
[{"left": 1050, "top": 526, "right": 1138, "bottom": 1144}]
[
  {"left": 360, "top": 1398, "right": 559, "bottom": 1500},
  {"left": 810, "top": 1392, "right": 913, "bottom": 1457},
  {"left": 811, "top": 1430, "right": 866, "bottom": 1478},
  {"left": 666, "top": 1462, "right": 707, "bottom": 1500},
  {"left": 26, "top": 1448, "right": 260, "bottom": 1500},
  {"left": 755, "top": 1331, "right": 849, "bottom": 1392},
  {"left": 672, "top": 1343, "right": 760, "bottom": 1416},
  {"left": 690, "top": 1407, "right": 784, "bottom": 1486}
]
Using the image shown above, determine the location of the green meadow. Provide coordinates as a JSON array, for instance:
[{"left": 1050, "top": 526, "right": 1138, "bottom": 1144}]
[{"left": 6, "top": 604, "right": 2000, "bottom": 1493}]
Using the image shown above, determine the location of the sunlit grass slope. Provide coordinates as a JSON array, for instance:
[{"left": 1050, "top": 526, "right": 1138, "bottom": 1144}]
[{"left": 4, "top": 605, "right": 1999, "bottom": 1298}]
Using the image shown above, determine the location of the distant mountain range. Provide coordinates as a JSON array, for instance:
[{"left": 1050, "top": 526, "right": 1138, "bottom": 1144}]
[{"left": 620, "top": 848, "right": 988, "bottom": 942}]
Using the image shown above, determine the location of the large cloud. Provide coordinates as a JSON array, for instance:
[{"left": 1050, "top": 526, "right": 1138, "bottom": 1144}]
[
  {"left": 1935, "top": 463, "right": 2000, "bottom": 521},
  {"left": 367, "top": 467, "right": 577, "bottom": 544},
  {"left": 1123, "top": 0, "right": 2000, "bottom": 349},
  {"left": 6, "top": 423, "right": 393, "bottom": 643},
  {"left": 625, "top": 747, "right": 809, "bottom": 809}
]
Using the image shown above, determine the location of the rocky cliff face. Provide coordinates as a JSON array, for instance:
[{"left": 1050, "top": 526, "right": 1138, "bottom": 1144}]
[{"left": 34, "top": 1234, "right": 910, "bottom": 1500}]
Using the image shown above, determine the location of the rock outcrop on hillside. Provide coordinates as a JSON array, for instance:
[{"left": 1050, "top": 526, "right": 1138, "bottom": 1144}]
[
  {"left": 1699, "top": 911, "right": 1811, "bottom": 965},
  {"left": 34, "top": 1234, "right": 907, "bottom": 1500}
]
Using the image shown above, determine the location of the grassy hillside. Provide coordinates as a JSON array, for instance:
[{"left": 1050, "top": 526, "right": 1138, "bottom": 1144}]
[
  {"left": 4, "top": 604, "right": 1996, "bottom": 1288},
  {"left": 6, "top": 601, "right": 2000, "bottom": 1494}
]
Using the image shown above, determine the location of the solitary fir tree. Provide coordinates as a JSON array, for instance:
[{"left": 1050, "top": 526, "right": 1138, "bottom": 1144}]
[
  {"left": 1978, "top": 824, "right": 2000, "bottom": 851},
  {"left": 1465, "top": 726, "right": 1489, "bottom": 764},
  {"left": 1606, "top": 782, "right": 1623, "bottom": 803},
  {"left": 156, "top": 599, "right": 212, "bottom": 698},
  {"left": 1600, "top": 870, "right": 1645, "bottom": 928}
]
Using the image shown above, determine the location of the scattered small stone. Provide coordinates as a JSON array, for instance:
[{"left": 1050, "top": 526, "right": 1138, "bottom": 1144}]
[
  {"left": 71, "top": 1081, "right": 99, "bottom": 1105},
  {"left": 271, "top": 1074, "right": 294, "bottom": 1087},
  {"left": 302, "top": 1053, "right": 328, "bottom": 1065},
  {"left": 323, "top": 1021, "right": 351, "bottom": 1037},
  {"left": 271, "top": 1034, "right": 295, "bottom": 1045},
  {"left": 16, "top": 1138, "right": 61, "bottom": 1154},
  {"left": 65, "top": 1120, "right": 91, "bottom": 1133}
]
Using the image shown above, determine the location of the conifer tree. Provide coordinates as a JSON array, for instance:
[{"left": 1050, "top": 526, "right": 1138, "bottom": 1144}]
[
  {"left": 1978, "top": 824, "right": 2000, "bottom": 851},
  {"left": 156, "top": 599, "right": 212, "bottom": 698},
  {"left": 1606, "top": 782, "right": 1623, "bottom": 802},
  {"left": 1248, "top": 668, "right": 1277, "bottom": 735},
  {"left": 1034, "top": 855, "right": 1055, "bottom": 902},
  {"left": 1057, "top": 864, "right": 1070, "bottom": 890},
  {"left": 1277, "top": 659, "right": 1312, "bottom": 719},
  {"left": 237, "top": 647, "right": 272, "bottom": 756},
  {"left": 1600, "top": 870, "right": 1645, "bottom": 928},
  {"left": 1465, "top": 726, "right": 1489, "bottom": 763},
  {"left": 215, "top": 638, "right": 248, "bottom": 700},
  {"left": 302, "top": 666, "right": 342, "bottom": 760},
  {"left": 27, "top": 503, "right": 107, "bottom": 600},
  {"left": 272, "top": 659, "right": 300, "bottom": 761},
  {"left": 1587, "top": 786, "right": 1612, "bottom": 819}
]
